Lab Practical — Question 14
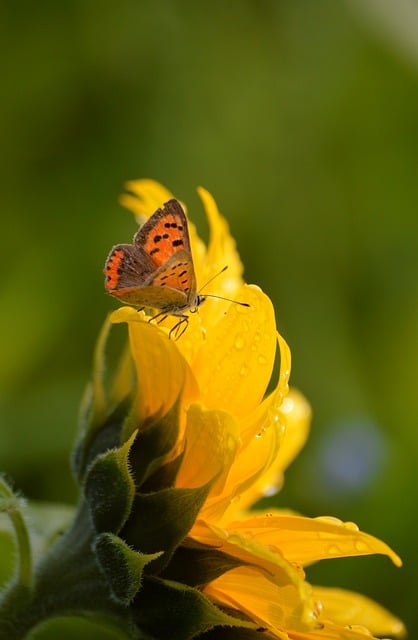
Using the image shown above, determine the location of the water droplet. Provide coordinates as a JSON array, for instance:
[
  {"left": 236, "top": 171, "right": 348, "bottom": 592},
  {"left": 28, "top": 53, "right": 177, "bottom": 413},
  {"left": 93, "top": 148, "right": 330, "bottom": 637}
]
[
  {"left": 354, "top": 540, "right": 369, "bottom": 553},
  {"left": 280, "top": 397, "right": 294, "bottom": 414},
  {"left": 314, "top": 599, "right": 323, "bottom": 616},
  {"left": 263, "top": 484, "right": 278, "bottom": 497},
  {"left": 316, "top": 515, "right": 342, "bottom": 526},
  {"left": 257, "top": 354, "right": 267, "bottom": 366},
  {"left": 326, "top": 544, "right": 341, "bottom": 556},
  {"left": 234, "top": 334, "right": 245, "bottom": 350},
  {"left": 240, "top": 364, "right": 248, "bottom": 376},
  {"left": 344, "top": 521, "right": 359, "bottom": 532},
  {"left": 228, "top": 534, "right": 244, "bottom": 546}
]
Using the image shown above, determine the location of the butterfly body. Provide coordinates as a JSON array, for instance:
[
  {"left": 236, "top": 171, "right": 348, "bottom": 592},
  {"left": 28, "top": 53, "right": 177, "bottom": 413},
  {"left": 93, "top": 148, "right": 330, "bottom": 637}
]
[{"left": 104, "top": 199, "right": 201, "bottom": 322}]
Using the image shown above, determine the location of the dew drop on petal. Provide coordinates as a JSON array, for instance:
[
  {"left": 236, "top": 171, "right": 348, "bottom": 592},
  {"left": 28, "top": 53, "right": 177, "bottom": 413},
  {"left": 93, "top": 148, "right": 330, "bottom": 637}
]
[
  {"left": 354, "top": 539, "right": 370, "bottom": 553},
  {"left": 263, "top": 483, "right": 279, "bottom": 497},
  {"left": 227, "top": 533, "right": 245, "bottom": 546},
  {"left": 344, "top": 521, "right": 359, "bottom": 532},
  {"left": 280, "top": 396, "right": 294, "bottom": 414},
  {"left": 326, "top": 544, "right": 341, "bottom": 556},
  {"left": 316, "top": 515, "right": 343, "bottom": 526},
  {"left": 234, "top": 334, "right": 246, "bottom": 350},
  {"left": 257, "top": 354, "right": 267, "bottom": 366},
  {"left": 314, "top": 599, "right": 323, "bottom": 617}
]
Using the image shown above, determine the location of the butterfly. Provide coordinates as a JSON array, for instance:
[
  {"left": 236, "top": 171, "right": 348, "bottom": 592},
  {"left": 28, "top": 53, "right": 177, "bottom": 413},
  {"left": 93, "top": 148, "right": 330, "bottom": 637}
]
[{"left": 104, "top": 199, "right": 202, "bottom": 337}]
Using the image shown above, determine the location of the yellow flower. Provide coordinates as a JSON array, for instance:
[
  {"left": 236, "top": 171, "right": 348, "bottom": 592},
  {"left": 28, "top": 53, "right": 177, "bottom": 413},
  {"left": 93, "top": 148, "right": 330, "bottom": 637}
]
[{"left": 111, "top": 179, "right": 404, "bottom": 640}]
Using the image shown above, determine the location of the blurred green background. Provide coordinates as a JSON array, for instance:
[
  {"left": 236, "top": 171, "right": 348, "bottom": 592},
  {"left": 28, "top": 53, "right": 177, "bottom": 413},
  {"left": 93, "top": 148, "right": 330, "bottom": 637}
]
[{"left": 1, "top": 1, "right": 417, "bottom": 636}]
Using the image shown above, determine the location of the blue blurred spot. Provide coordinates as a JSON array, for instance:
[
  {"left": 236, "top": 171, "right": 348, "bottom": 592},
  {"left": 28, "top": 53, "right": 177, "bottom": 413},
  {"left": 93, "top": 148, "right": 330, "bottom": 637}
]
[{"left": 316, "top": 416, "right": 388, "bottom": 497}]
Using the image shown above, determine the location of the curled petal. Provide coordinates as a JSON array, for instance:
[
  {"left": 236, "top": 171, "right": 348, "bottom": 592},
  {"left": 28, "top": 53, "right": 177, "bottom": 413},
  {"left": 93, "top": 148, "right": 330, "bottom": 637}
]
[
  {"left": 229, "top": 388, "right": 311, "bottom": 519},
  {"left": 217, "top": 334, "right": 295, "bottom": 520},
  {"left": 119, "top": 179, "right": 174, "bottom": 222},
  {"left": 176, "top": 404, "right": 240, "bottom": 493},
  {"left": 204, "top": 566, "right": 316, "bottom": 637},
  {"left": 192, "top": 285, "right": 276, "bottom": 417},
  {"left": 111, "top": 307, "right": 198, "bottom": 428},
  {"left": 201, "top": 414, "right": 284, "bottom": 523},
  {"left": 286, "top": 621, "right": 388, "bottom": 639},
  {"left": 312, "top": 587, "right": 406, "bottom": 639},
  {"left": 222, "top": 514, "right": 402, "bottom": 567},
  {"left": 197, "top": 186, "right": 244, "bottom": 295},
  {"left": 274, "top": 387, "right": 311, "bottom": 474}
]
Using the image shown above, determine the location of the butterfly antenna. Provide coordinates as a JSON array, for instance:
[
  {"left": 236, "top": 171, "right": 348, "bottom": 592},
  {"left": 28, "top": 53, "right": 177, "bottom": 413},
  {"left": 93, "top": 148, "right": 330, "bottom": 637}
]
[
  {"left": 198, "top": 266, "right": 250, "bottom": 308},
  {"left": 198, "top": 265, "right": 229, "bottom": 294},
  {"left": 202, "top": 294, "right": 250, "bottom": 307}
]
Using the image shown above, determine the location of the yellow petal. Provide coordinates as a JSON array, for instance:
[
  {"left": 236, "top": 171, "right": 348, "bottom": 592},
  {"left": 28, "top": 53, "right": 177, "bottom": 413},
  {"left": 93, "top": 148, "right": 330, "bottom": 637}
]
[
  {"left": 274, "top": 387, "right": 311, "bottom": 473},
  {"left": 197, "top": 186, "right": 244, "bottom": 293},
  {"left": 191, "top": 519, "right": 306, "bottom": 591},
  {"left": 239, "top": 331, "right": 292, "bottom": 446},
  {"left": 119, "top": 178, "right": 174, "bottom": 221},
  {"left": 192, "top": 284, "right": 276, "bottom": 417},
  {"left": 204, "top": 566, "right": 316, "bottom": 637},
  {"left": 312, "top": 587, "right": 406, "bottom": 638},
  {"left": 222, "top": 514, "right": 402, "bottom": 567},
  {"left": 110, "top": 307, "right": 198, "bottom": 428},
  {"left": 209, "top": 333, "right": 292, "bottom": 521},
  {"left": 201, "top": 414, "right": 283, "bottom": 523},
  {"left": 226, "top": 387, "right": 311, "bottom": 517},
  {"left": 286, "top": 621, "right": 384, "bottom": 639},
  {"left": 175, "top": 403, "right": 240, "bottom": 493}
]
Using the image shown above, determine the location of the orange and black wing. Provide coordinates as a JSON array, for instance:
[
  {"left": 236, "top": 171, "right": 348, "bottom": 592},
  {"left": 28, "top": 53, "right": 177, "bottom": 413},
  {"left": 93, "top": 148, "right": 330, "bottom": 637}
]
[
  {"left": 104, "top": 244, "right": 154, "bottom": 292},
  {"left": 134, "top": 199, "right": 192, "bottom": 267}
]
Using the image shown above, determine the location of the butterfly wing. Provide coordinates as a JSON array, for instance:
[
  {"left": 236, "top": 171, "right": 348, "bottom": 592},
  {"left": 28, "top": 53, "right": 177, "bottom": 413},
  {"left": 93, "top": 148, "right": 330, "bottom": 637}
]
[
  {"left": 105, "top": 200, "right": 197, "bottom": 311},
  {"left": 105, "top": 244, "right": 154, "bottom": 291},
  {"left": 134, "top": 199, "right": 192, "bottom": 266},
  {"left": 144, "top": 249, "right": 196, "bottom": 310}
]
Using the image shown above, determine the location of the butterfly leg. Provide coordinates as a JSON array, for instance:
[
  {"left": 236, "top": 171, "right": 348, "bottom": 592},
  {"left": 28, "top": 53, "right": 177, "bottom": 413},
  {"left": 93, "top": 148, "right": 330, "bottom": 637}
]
[
  {"left": 169, "top": 316, "right": 189, "bottom": 340},
  {"left": 148, "top": 311, "right": 168, "bottom": 326}
]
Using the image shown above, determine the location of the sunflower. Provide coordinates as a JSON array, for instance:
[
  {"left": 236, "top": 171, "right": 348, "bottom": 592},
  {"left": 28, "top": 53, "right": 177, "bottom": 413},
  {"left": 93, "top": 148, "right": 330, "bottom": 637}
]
[{"left": 0, "top": 180, "right": 404, "bottom": 640}]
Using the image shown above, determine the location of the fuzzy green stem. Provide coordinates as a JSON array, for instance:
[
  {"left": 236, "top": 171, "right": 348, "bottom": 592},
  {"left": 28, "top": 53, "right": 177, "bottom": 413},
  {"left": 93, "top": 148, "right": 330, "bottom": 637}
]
[
  {"left": 0, "top": 478, "right": 32, "bottom": 591},
  {"left": 8, "top": 506, "right": 32, "bottom": 591},
  {"left": 0, "top": 499, "right": 131, "bottom": 640}
]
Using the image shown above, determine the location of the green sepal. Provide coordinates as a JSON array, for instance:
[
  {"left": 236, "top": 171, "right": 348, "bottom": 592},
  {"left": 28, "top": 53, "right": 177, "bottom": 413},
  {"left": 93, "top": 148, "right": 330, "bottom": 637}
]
[
  {"left": 94, "top": 533, "right": 162, "bottom": 605},
  {"left": 122, "top": 480, "right": 214, "bottom": 574},
  {"left": 0, "top": 476, "right": 32, "bottom": 593},
  {"left": 74, "top": 318, "right": 134, "bottom": 479},
  {"left": 161, "top": 538, "right": 246, "bottom": 587},
  {"left": 140, "top": 450, "right": 185, "bottom": 493},
  {"left": 73, "top": 394, "right": 132, "bottom": 481},
  {"left": 85, "top": 432, "right": 137, "bottom": 534},
  {"left": 127, "top": 396, "right": 182, "bottom": 490},
  {"left": 132, "top": 576, "right": 255, "bottom": 640}
]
